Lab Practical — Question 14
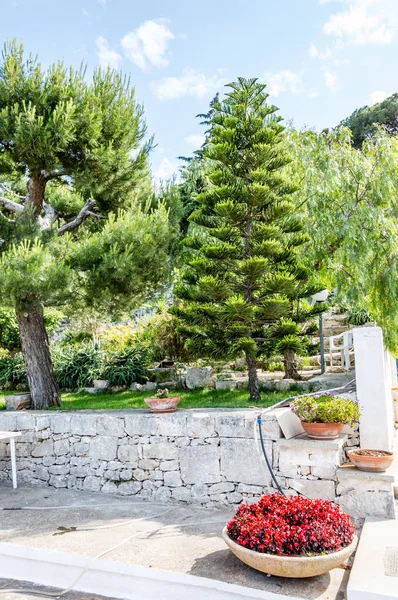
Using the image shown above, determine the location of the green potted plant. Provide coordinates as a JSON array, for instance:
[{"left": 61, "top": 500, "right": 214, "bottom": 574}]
[
  {"left": 290, "top": 393, "right": 360, "bottom": 440},
  {"left": 144, "top": 388, "right": 181, "bottom": 413}
]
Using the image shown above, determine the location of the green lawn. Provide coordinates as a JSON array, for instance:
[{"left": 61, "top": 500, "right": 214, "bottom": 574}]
[{"left": 0, "top": 387, "right": 292, "bottom": 411}]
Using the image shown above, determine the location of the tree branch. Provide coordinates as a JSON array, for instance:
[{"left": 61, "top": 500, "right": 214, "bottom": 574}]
[
  {"left": 0, "top": 182, "right": 25, "bottom": 199},
  {"left": 38, "top": 202, "right": 58, "bottom": 230},
  {"left": 0, "top": 195, "right": 24, "bottom": 213},
  {"left": 58, "top": 199, "right": 99, "bottom": 235}
]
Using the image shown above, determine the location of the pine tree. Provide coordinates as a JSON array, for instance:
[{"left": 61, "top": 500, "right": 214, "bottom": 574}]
[
  {"left": 173, "top": 78, "right": 320, "bottom": 400},
  {"left": 0, "top": 41, "right": 172, "bottom": 409}
]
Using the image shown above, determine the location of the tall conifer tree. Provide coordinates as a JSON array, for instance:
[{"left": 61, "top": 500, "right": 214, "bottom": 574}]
[{"left": 173, "top": 78, "right": 320, "bottom": 400}]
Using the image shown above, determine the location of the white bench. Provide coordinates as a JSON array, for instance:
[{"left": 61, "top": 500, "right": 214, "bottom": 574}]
[{"left": 0, "top": 432, "right": 21, "bottom": 488}]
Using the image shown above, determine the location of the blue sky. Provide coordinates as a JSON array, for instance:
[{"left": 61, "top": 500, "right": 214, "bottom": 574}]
[{"left": 1, "top": 0, "right": 397, "bottom": 180}]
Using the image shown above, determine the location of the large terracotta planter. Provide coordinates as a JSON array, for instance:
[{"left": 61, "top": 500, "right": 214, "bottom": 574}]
[
  {"left": 144, "top": 396, "right": 181, "bottom": 413},
  {"left": 222, "top": 528, "right": 357, "bottom": 578},
  {"left": 348, "top": 448, "right": 394, "bottom": 472},
  {"left": 301, "top": 421, "right": 344, "bottom": 440}
]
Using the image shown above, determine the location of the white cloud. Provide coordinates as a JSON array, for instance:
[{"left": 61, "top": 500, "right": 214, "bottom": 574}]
[
  {"left": 185, "top": 134, "right": 205, "bottom": 148},
  {"left": 98, "top": 0, "right": 106, "bottom": 5},
  {"left": 369, "top": 90, "right": 389, "bottom": 104},
  {"left": 96, "top": 37, "right": 122, "bottom": 69},
  {"left": 121, "top": 20, "right": 175, "bottom": 70},
  {"left": 151, "top": 68, "right": 225, "bottom": 100},
  {"left": 154, "top": 157, "right": 179, "bottom": 181},
  {"left": 265, "top": 70, "right": 317, "bottom": 98},
  {"left": 324, "top": 70, "right": 338, "bottom": 90},
  {"left": 323, "top": 0, "right": 393, "bottom": 45},
  {"left": 309, "top": 43, "right": 319, "bottom": 58}
]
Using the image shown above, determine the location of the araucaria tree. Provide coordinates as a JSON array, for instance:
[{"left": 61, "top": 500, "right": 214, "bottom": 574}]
[
  {"left": 0, "top": 41, "right": 171, "bottom": 408},
  {"left": 173, "top": 78, "right": 320, "bottom": 400}
]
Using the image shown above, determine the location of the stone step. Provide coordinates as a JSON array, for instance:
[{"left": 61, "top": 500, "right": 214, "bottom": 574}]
[
  {"left": 347, "top": 518, "right": 398, "bottom": 600},
  {"left": 275, "top": 434, "right": 348, "bottom": 484}
]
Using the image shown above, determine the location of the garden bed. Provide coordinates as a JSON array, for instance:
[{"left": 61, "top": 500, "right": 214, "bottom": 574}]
[{"left": 0, "top": 388, "right": 290, "bottom": 411}]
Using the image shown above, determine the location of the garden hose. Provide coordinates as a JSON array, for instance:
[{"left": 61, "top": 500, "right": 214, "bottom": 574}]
[{"left": 257, "top": 416, "right": 285, "bottom": 496}]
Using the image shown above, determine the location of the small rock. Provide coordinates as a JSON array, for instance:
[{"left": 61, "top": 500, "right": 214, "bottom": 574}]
[{"left": 5, "top": 393, "right": 31, "bottom": 411}]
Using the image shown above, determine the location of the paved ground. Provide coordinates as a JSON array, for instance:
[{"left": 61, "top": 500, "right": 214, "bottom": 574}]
[
  {"left": 0, "top": 578, "right": 115, "bottom": 600},
  {"left": 0, "top": 486, "right": 352, "bottom": 600}
]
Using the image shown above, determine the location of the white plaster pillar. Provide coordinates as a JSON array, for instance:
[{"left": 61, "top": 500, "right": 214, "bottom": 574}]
[{"left": 353, "top": 326, "right": 395, "bottom": 450}]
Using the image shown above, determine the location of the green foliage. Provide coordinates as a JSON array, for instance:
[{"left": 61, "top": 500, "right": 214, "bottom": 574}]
[
  {"left": 288, "top": 127, "right": 398, "bottom": 351},
  {"left": 101, "top": 347, "right": 149, "bottom": 386},
  {"left": 0, "top": 352, "right": 27, "bottom": 386},
  {"left": 173, "top": 78, "right": 320, "bottom": 394},
  {"left": 346, "top": 307, "right": 373, "bottom": 326},
  {"left": 340, "top": 93, "right": 398, "bottom": 148},
  {"left": 0, "top": 308, "right": 20, "bottom": 351},
  {"left": 52, "top": 344, "right": 101, "bottom": 389},
  {"left": 290, "top": 394, "right": 360, "bottom": 425}
]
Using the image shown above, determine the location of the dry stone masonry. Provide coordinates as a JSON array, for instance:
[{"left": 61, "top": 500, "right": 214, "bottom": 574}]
[{"left": 0, "top": 408, "right": 394, "bottom": 526}]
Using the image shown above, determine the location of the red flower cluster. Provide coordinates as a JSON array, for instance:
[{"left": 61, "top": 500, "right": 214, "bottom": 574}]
[{"left": 227, "top": 493, "right": 355, "bottom": 556}]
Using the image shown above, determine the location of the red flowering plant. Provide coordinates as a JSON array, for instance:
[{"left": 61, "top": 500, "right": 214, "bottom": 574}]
[{"left": 226, "top": 493, "right": 355, "bottom": 556}]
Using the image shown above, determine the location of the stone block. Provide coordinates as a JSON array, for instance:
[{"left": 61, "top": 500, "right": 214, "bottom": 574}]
[
  {"left": 220, "top": 437, "right": 271, "bottom": 486},
  {"left": 120, "top": 469, "right": 133, "bottom": 481},
  {"left": 96, "top": 416, "right": 124, "bottom": 437},
  {"left": 36, "top": 416, "right": 50, "bottom": 431},
  {"left": 125, "top": 415, "right": 159, "bottom": 436},
  {"left": 191, "top": 483, "right": 210, "bottom": 503},
  {"left": 132, "top": 468, "right": 148, "bottom": 481},
  {"left": 185, "top": 366, "right": 213, "bottom": 389},
  {"left": 49, "top": 475, "right": 67, "bottom": 488},
  {"left": 277, "top": 437, "right": 345, "bottom": 479},
  {"left": 227, "top": 492, "right": 243, "bottom": 504},
  {"left": 215, "top": 414, "right": 253, "bottom": 438},
  {"left": 70, "top": 415, "right": 97, "bottom": 436},
  {"left": 337, "top": 491, "right": 395, "bottom": 525},
  {"left": 275, "top": 379, "right": 295, "bottom": 391},
  {"left": 104, "top": 470, "right": 120, "bottom": 481},
  {"left": 156, "top": 415, "right": 187, "bottom": 437},
  {"left": 83, "top": 476, "right": 102, "bottom": 492},
  {"left": 35, "top": 465, "right": 49, "bottom": 481},
  {"left": 139, "top": 459, "right": 158, "bottom": 470},
  {"left": 118, "top": 481, "right": 142, "bottom": 495},
  {"left": 186, "top": 414, "right": 216, "bottom": 438},
  {"left": 160, "top": 460, "right": 179, "bottom": 471},
  {"left": 117, "top": 445, "right": 138, "bottom": 463},
  {"left": 208, "top": 482, "right": 235, "bottom": 494},
  {"left": 102, "top": 481, "right": 119, "bottom": 494},
  {"left": 164, "top": 471, "right": 182, "bottom": 487},
  {"left": 31, "top": 441, "right": 54, "bottom": 458},
  {"left": 175, "top": 437, "right": 190, "bottom": 447},
  {"left": 155, "top": 487, "right": 171, "bottom": 502},
  {"left": 49, "top": 464, "right": 69, "bottom": 476},
  {"left": 16, "top": 414, "right": 35, "bottom": 430},
  {"left": 89, "top": 436, "right": 117, "bottom": 461},
  {"left": 171, "top": 488, "right": 191, "bottom": 502},
  {"left": 54, "top": 439, "right": 70, "bottom": 456},
  {"left": 51, "top": 415, "right": 71, "bottom": 434},
  {"left": 215, "top": 380, "right": 237, "bottom": 391},
  {"left": 336, "top": 467, "right": 394, "bottom": 495},
  {"left": 74, "top": 442, "right": 89, "bottom": 456},
  {"left": 0, "top": 414, "right": 16, "bottom": 431},
  {"left": 142, "top": 443, "right": 178, "bottom": 460},
  {"left": 180, "top": 445, "right": 220, "bottom": 484},
  {"left": 288, "top": 478, "right": 336, "bottom": 501},
  {"left": 5, "top": 393, "right": 31, "bottom": 411},
  {"left": 70, "top": 465, "right": 94, "bottom": 478}
]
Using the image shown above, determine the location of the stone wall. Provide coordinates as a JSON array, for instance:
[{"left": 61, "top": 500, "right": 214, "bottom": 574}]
[{"left": 0, "top": 409, "right": 394, "bottom": 526}]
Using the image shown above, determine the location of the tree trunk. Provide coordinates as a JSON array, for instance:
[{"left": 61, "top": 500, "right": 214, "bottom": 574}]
[
  {"left": 16, "top": 304, "right": 60, "bottom": 409},
  {"left": 26, "top": 175, "right": 46, "bottom": 216},
  {"left": 283, "top": 348, "right": 302, "bottom": 380},
  {"left": 246, "top": 353, "right": 261, "bottom": 401}
]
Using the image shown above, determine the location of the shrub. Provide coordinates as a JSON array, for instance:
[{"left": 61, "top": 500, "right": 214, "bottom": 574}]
[
  {"left": 53, "top": 344, "right": 101, "bottom": 389},
  {"left": 0, "top": 352, "right": 27, "bottom": 386},
  {"left": 101, "top": 347, "right": 149, "bottom": 386},
  {"left": 346, "top": 307, "right": 373, "bottom": 326},
  {"left": 227, "top": 493, "right": 355, "bottom": 556},
  {"left": 290, "top": 394, "right": 360, "bottom": 425}
]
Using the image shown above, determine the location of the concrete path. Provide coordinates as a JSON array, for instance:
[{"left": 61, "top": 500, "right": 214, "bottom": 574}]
[{"left": 0, "top": 486, "right": 351, "bottom": 600}]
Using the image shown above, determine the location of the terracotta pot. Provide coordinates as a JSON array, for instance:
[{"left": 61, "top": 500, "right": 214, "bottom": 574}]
[
  {"left": 348, "top": 448, "right": 394, "bottom": 472},
  {"left": 301, "top": 421, "right": 344, "bottom": 440},
  {"left": 144, "top": 396, "right": 181, "bottom": 413},
  {"left": 222, "top": 528, "right": 357, "bottom": 578}
]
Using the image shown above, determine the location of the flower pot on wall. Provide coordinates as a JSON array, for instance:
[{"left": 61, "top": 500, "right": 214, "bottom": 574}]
[
  {"left": 301, "top": 421, "right": 344, "bottom": 440},
  {"left": 144, "top": 396, "right": 181, "bottom": 413},
  {"left": 348, "top": 449, "right": 394, "bottom": 472},
  {"left": 222, "top": 528, "right": 357, "bottom": 578}
]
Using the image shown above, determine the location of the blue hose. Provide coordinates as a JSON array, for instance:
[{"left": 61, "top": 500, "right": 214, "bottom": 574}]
[{"left": 257, "top": 416, "right": 285, "bottom": 496}]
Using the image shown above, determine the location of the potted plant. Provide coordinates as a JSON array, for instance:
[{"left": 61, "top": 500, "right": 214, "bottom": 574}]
[
  {"left": 290, "top": 393, "right": 360, "bottom": 440},
  {"left": 348, "top": 448, "right": 394, "bottom": 472},
  {"left": 144, "top": 388, "right": 181, "bottom": 413},
  {"left": 223, "top": 493, "right": 357, "bottom": 578}
]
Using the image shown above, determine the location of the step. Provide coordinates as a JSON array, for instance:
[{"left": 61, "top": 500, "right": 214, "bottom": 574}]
[
  {"left": 336, "top": 465, "right": 396, "bottom": 526},
  {"left": 347, "top": 518, "right": 398, "bottom": 600},
  {"left": 276, "top": 434, "right": 348, "bottom": 481}
]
